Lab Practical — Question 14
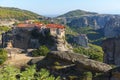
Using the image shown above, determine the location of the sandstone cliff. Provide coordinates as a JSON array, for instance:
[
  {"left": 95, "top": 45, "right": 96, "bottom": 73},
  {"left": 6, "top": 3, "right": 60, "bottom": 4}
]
[
  {"left": 52, "top": 35, "right": 73, "bottom": 51},
  {"left": 47, "top": 51, "right": 112, "bottom": 73},
  {"left": 102, "top": 37, "right": 120, "bottom": 66},
  {"left": 104, "top": 17, "right": 120, "bottom": 38},
  {"left": 67, "top": 14, "right": 115, "bottom": 29},
  {"left": 28, "top": 51, "right": 112, "bottom": 79},
  {"left": 2, "top": 28, "right": 72, "bottom": 52},
  {"left": 29, "top": 51, "right": 112, "bottom": 73}
]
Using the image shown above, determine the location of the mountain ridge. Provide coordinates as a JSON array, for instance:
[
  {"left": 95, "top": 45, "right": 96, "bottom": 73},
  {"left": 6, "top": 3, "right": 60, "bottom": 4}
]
[
  {"left": 0, "top": 6, "right": 44, "bottom": 20},
  {"left": 57, "top": 9, "right": 98, "bottom": 18}
]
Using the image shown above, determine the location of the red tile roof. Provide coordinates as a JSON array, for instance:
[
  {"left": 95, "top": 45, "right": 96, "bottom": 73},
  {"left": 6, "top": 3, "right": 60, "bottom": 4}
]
[
  {"left": 17, "top": 23, "right": 65, "bottom": 29},
  {"left": 17, "top": 23, "right": 43, "bottom": 28},
  {"left": 46, "top": 24, "right": 65, "bottom": 29},
  {"left": 17, "top": 23, "right": 34, "bottom": 28}
]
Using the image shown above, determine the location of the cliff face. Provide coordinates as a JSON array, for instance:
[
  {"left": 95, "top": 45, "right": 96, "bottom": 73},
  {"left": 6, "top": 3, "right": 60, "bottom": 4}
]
[
  {"left": 102, "top": 37, "right": 120, "bottom": 66},
  {"left": 101, "top": 17, "right": 120, "bottom": 74},
  {"left": 73, "top": 34, "right": 88, "bottom": 47},
  {"left": 46, "top": 51, "right": 112, "bottom": 73},
  {"left": 104, "top": 17, "right": 120, "bottom": 38},
  {"left": 52, "top": 35, "right": 73, "bottom": 51},
  {"left": 68, "top": 15, "right": 119, "bottom": 30},
  {"left": 2, "top": 28, "right": 72, "bottom": 52}
]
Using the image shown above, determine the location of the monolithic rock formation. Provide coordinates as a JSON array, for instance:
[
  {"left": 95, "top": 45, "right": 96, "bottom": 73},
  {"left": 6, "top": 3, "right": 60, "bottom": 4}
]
[
  {"left": 51, "top": 32, "right": 73, "bottom": 51},
  {"left": 102, "top": 37, "right": 120, "bottom": 66},
  {"left": 94, "top": 66, "right": 120, "bottom": 80},
  {"left": 46, "top": 51, "right": 112, "bottom": 73},
  {"left": 28, "top": 51, "right": 112, "bottom": 79},
  {"left": 2, "top": 26, "right": 72, "bottom": 52},
  {"left": 73, "top": 34, "right": 88, "bottom": 47},
  {"left": 104, "top": 17, "right": 120, "bottom": 38},
  {"left": 67, "top": 15, "right": 119, "bottom": 29}
]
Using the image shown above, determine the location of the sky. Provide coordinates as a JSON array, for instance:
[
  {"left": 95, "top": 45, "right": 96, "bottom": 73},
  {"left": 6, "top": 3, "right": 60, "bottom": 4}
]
[{"left": 0, "top": 0, "right": 120, "bottom": 17}]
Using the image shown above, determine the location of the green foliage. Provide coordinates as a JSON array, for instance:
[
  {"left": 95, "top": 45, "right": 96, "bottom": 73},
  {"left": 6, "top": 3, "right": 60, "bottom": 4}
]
[
  {"left": 35, "top": 69, "right": 60, "bottom": 80},
  {"left": 20, "top": 65, "right": 36, "bottom": 80},
  {"left": 0, "top": 26, "right": 11, "bottom": 32},
  {"left": 73, "top": 44, "right": 103, "bottom": 62},
  {"left": 0, "top": 65, "right": 60, "bottom": 80},
  {"left": 0, "top": 65, "right": 19, "bottom": 80},
  {"left": 87, "top": 29, "right": 105, "bottom": 45},
  {"left": 65, "top": 26, "right": 78, "bottom": 43},
  {"left": 82, "top": 72, "right": 92, "bottom": 80},
  {"left": 65, "top": 26, "right": 78, "bottom": 35},
  {"left": 32, "top": 45, "right": 50, "bottom": 57},
  {"left": 0, "top": 49, "right": 8, "bottom": 64},
  {"left": 66, "top": 26, "right": 105, "bottom": 45},
  {"left": 71, "top": 27, "right": 95, "bottom": 34},
  {"left": 0, "top": 7, "right": 41, "bottom": 20}
]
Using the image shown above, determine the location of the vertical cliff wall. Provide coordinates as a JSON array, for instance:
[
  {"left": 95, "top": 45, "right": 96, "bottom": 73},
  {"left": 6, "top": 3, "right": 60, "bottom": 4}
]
[{"left": 102, "top": 37, "right": 120, "bottom": 66}]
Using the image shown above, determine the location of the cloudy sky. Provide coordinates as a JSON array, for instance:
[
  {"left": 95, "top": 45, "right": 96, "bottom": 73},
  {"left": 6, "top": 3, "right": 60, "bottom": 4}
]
[{"left": 0, "top": 0, "right": 120, "bottom": 16}]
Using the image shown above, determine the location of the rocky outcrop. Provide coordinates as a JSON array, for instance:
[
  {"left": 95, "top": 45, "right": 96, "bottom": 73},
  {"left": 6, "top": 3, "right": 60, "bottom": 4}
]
[
  {"left": 73, "top": 34, "right": 88, "bottom": 47},
  {"left": 28, "top": 51, "right": 120, "bottom": 80},
  {"left": 67, "top": 14, "right": 118, "bottom": 29},
  {"left": 94, "top": 67, "right": 120, "bottom": 80},
  {"left": 52, "top": 35, "right": 73, "bottom": 52},
  {"left": 108, "top": 67, "right": 120, "bottom": 80},
  {"left": 46, "top": 51, "right": 112, "bottom": 73},
  {"left": 67, "top": 14, "right": 120, "bottom": 38},
  {"left": 104, "top": 17, "right": 120, "bottom": 38},
  {"left": 102, "top": 37, "right": 120, "bottom": 66},
  {"left": 2, "top": 27, "right": 72, "bottom": 52}
]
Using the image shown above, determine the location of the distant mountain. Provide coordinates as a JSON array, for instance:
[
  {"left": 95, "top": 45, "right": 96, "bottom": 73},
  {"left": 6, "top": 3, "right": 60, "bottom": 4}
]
[
  {"left": 0, "top": 7, "right": 43, "bottom": 20},
  {"left": 67, "top": 14, "right": 118, "bottom": 29},
  {"left": 57, "top": 9, "right": 98, "bottom": 18},
  {"left": 56, "top": 9, "right": 120, "bottom": 45},
  {"left": 57, "top": 9, "right": 118, "bottom": 29}
]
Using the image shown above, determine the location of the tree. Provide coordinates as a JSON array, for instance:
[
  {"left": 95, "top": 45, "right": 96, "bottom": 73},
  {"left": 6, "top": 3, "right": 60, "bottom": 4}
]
[
  {"left": 32, "top": 45, "right": 50, "bottom": 57},
  {"left": 0, "top": 65, "right": 19, "bottom": 80},
  {"left": 73, "top": 44, "right": 103, "bottom": 62},
  {"left": 0, "top": 49, "right": 7, "bottom": 64},
  {"left": 0, "top": 65, "right": 60, "bottom": 80}
]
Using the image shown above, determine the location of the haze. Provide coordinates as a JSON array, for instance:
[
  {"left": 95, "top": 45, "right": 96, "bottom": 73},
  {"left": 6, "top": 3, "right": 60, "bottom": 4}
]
[{"left": 0, "top": 0, "right": 120, "bottom": 17}]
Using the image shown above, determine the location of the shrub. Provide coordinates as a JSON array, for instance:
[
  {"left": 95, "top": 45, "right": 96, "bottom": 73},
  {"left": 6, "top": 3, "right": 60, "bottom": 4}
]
[
  {"left": 0, "top": 65, "right": 19, "bottom": 80},
  {"left": 0, "top": 65, "right": 60, "bottom": 80},
  {"left": 0, "top": 26, "right": 11, "bottom": 32},
  {"left": 32, "top": 45, "right": 50, "bottom": 57},
  {"left": 0, "top": 49, "right": 7, "bottom": 64},
  {"left": 73, "top": 44, "right": 103, "bottom": 62}
]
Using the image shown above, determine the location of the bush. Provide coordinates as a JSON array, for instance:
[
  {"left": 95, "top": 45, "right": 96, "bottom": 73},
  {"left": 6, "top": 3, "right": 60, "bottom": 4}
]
[
  {"left": 32, "top": 45, "right": 50, "bottom": 57},
  {"left": 0, "top": 26, "right": 11, "bottom": 32},
  {"left": 73, "top": 44, "right": 103, "bottom": 62},
  {"left": 0, "top": 65, "right": 60, "bottom": 80},
  {"left": 0, "top": 49, "right": 7, "bottom": 64},
  {"left": 0, "top": 65, "right": 19, "bottom": 80}
]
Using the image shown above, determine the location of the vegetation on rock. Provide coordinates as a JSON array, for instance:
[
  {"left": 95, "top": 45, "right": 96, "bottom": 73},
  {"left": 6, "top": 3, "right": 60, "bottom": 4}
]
[
  {"left": 0, "top": 65, "right": 60, "bottom": 80},
  {"left": 32, "top": 45, "right": 50, "bottom": 57},
  {"left": 0, "top": 26, "right": 11, "bottom": 33},
  {"left": 0, "top": 49, "right": 7, "bottom": 64},
  {"left": 73, "top": 44, "right": 103, "bottom": 61},
  {"left": 58, "top": 9, "right": 97, "bottom": 18},
  {"left": 66, "top": 26, "right": 105, "bottom": 45},
  {"left": 0, "top": 7, "right": 41, "bottom": 20}
]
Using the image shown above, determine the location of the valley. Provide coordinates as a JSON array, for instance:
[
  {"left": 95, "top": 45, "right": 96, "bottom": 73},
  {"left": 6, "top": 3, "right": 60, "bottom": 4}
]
[{"left": 0, "top": 6, "right": 120, "bottom": 80}]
